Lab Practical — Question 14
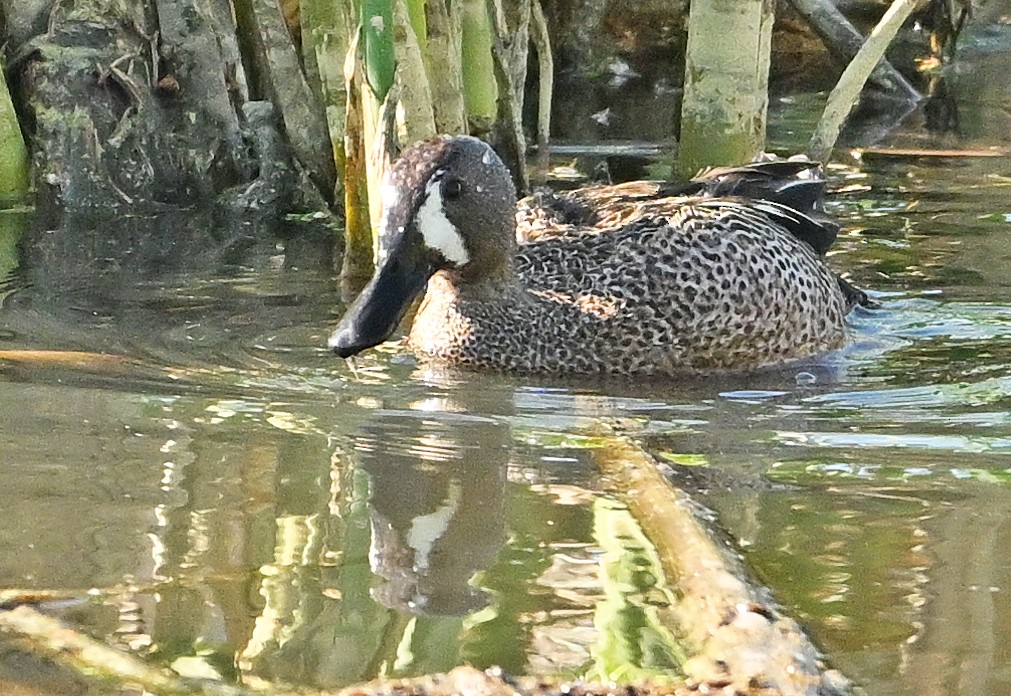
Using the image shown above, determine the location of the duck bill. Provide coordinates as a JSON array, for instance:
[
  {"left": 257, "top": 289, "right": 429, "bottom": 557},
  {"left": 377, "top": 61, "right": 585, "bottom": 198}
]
[{"left": 328, "top": 248, "right": 433, "bottom": 358}]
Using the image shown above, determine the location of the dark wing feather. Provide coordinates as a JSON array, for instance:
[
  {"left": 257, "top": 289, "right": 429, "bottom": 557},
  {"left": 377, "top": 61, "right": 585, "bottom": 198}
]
[{"left": 517, "top": 159, "right": 840, "bottom": 255}]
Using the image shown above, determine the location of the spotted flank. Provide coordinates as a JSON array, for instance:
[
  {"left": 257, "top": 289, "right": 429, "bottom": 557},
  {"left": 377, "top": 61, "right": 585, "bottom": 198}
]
[{"left": 329, "top": 135, "right": 867, "bottom": 376}]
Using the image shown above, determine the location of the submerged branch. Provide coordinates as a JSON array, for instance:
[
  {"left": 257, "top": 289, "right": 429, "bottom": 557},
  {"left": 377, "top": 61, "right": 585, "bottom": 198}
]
[
  {"left": 0, "top": 349, "right": 135, "bottom": 368},
  {"left": 591, "top": 435, "right": 851, "bottom": 696},
  {"left": 0, "top": 606, "right": 223, "bottom": 696},
  {"left": 337, "top": 666, "right": 695, "bottom": 696},
  {"left": 1, "top": 425, "right": 852, "bottom": 696},
  {"left": 0, "top": 603, "right": 804, "bottom": 696},
  {"left": 0, "top": 590, "right": 92, "bottom": 610}
]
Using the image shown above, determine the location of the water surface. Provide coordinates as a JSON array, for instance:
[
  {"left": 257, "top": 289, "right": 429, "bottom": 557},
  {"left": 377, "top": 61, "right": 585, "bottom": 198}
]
[{"left": 3, "top": 26, "right": 1011, "bottom": 696}]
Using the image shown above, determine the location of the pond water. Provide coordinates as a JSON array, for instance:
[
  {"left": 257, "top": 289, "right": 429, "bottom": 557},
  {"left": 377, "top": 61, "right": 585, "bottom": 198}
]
[{"left": 3, "top": 24, "right": 1011, "bottom": 696}]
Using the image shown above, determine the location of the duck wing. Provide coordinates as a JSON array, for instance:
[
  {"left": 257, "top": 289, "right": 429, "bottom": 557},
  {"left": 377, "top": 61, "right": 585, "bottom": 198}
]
[
  {"left": 673, "top": 160, "right": 830, "bottom": 218},
  {"left": 517, "top": 160, "right": 839, "bottom": 256},
  {"left": 516, "top": 181, "right": 666, "bottom": 241},
  {"left": 693, "top": 198, "right": 839, "bottom": 257}
]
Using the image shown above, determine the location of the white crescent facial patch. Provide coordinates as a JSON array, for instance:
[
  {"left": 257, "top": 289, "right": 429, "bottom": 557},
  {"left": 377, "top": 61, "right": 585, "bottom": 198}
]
[{"left": 416, "top": 171, "right": 470, "bottom": 266}]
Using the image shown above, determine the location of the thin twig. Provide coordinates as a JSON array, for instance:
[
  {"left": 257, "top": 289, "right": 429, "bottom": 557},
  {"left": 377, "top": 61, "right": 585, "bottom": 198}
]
[
  {"left": 807, "top": 0, "right": 927, "bottom": 163},
  {"left": 788, "top": 0, "right": 920, "bottom": 101},
  {"left": 530, "top": 0, "right": 552, "bottom": 163}
]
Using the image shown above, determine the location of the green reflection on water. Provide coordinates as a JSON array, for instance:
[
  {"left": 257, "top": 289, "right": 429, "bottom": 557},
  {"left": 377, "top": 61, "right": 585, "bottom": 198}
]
[
  {"left": 588, "top": 497, "right": 684, "bottom": 683},
  {"left": 712, "top": 485, "right": 927, "bottom": 660}
]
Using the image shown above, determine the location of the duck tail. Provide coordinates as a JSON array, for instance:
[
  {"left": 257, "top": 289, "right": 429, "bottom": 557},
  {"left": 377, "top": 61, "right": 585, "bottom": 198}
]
[{"left": 673, "top": 159, "right": 845, "bottom": 256}]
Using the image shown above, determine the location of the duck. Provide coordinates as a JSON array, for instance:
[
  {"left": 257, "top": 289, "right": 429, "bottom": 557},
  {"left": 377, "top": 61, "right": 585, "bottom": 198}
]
[{"left": 328, "top": 135, "right": 866, "bottom": 376}]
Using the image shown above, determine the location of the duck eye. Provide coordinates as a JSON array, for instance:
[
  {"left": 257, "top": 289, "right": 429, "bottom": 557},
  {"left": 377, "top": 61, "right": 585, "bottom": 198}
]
[{"left": 443, "top": 177, "right": 464, "bottom": 200}]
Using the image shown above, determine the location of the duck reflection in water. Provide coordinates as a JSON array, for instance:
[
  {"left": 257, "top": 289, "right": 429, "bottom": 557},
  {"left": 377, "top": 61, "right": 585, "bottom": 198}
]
[{"left": 352, "top": 407, "right": 508, "bottom": 616}]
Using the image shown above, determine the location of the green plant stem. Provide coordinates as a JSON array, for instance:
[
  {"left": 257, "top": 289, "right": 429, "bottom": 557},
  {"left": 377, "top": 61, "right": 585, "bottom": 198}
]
[
  {"left": 362, "top": 0, "right": 395, "bottom": 99},
  {"left": 460, "top": 0, "right": 497, "bottom": 127},
  {"left": 0, "top": 65, "right": 29, "bottom": 203}
]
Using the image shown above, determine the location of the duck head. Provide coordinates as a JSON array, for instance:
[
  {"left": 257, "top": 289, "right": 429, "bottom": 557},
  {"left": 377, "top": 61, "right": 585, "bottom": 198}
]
[{"left": 329, "top": 136, "right": 517, "bottom": 358}]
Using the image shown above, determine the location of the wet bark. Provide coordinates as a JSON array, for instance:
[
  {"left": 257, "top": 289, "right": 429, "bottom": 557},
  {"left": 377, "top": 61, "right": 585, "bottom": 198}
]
[
  {"left": 2, "top": 0, "right": 332, "bottom": 216},
  {"left": 239, "top": 0, "right": 337, "bottom": 199}
]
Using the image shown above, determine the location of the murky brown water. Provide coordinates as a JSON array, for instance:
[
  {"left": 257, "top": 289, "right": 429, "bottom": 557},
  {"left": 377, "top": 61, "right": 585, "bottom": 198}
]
[{"left": 3, "top": 20, "right": 1011, "bottom": 696}]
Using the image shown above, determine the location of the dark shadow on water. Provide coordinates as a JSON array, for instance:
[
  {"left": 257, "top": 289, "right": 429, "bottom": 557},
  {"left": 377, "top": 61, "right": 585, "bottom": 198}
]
[{"left": 1, "top": 207, "right": 337, "bottom": 384}]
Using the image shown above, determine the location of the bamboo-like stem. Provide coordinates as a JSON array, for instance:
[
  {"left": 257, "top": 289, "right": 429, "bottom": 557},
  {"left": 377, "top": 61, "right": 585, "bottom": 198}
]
[
  {"left": 461, "top": 0, "right": 498, "bottom": 129},
  {"left": 360, "top": 84, "right": 384, "bottom": 241},
  {"left": 393, "top": 0, "right": 437, "bottom": 143},
  {"left": 807, "top": 0, "right": 926, "bottom": 163},
  {"left": 358, "top": 0, "right": 397, "bottom": 258},
  {"left": 0, "top": 57, "right": 30, "bottom": 202},
  {"left": 361, "top": 0, "right": 395, "bottom": 99},
  {"left": 301, "top": 0, "right": 356, "bottom": 204},
  {"left": 485, "top": 0, "right": 530, "bottom": 193},
  {"left": 404, "top": 0, "right": 428, "bottom": 48},
  {"left": 677, "top": 0, "right": 773, "bottom": 177},
  {"left": 342, "top": 30, "right": 376, "bottom": 290}
]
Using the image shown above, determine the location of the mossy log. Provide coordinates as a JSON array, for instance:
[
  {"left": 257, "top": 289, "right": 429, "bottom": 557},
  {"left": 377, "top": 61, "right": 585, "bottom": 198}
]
[{"left": 1, "top": 0, "right": 332, "bottom": 215}]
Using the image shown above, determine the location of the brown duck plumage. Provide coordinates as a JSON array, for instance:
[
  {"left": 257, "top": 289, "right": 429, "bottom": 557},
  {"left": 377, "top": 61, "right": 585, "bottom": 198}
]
[{"left": 330, "top": 136, "right": 864, "bottom": 376}]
